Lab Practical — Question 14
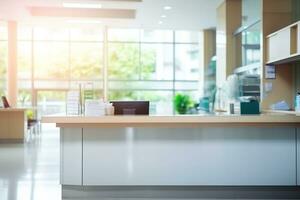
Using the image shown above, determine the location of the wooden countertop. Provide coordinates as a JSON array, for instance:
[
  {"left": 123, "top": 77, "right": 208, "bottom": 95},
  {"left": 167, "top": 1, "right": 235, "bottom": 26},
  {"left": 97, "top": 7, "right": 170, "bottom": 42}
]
[
  {"left": 0, "top": 108, "right": 27, "bottom": 112},
  {"left": 42, "top": 114, "right": 300, "bottom": 128}
]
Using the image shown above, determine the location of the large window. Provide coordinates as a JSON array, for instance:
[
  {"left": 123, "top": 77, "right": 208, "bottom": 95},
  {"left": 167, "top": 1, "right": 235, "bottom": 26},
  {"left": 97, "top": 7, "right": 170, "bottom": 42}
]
[
  {"left": 108, "top": 29, "right": 200, "bottom": 114},
  {"left": 0, "top": 22, "right": 7, "bottom": 97},
  {"left": 17, "top": 25, "right": 201, "bottom": 114},
  {"left": 17, "top": 26, "right": 104, "bottom": 113},
  {"left": 37, "top": 91, "right": 66, "bottom": 116}
]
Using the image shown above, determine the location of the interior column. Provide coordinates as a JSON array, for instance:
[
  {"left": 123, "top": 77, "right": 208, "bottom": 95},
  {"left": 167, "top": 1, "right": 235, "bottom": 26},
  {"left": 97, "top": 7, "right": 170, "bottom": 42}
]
[{"left": 7, "top": 21, "right": 17, "bottom": 107}]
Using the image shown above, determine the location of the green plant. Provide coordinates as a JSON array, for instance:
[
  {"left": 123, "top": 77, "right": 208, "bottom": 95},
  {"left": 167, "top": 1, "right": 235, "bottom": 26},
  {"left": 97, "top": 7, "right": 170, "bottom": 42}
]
[
  {"left": 174, "top": 93, "right": 193, "bottom": 114},
  {"left": 26, "top": 110, "right": 34, "bottom": 120}
]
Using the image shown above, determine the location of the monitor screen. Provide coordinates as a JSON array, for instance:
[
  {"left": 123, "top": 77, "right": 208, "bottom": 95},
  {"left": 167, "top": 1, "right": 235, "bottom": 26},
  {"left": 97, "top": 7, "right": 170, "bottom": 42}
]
[{"left": 110, "top": 101, "right": 149, "bottom": 115}]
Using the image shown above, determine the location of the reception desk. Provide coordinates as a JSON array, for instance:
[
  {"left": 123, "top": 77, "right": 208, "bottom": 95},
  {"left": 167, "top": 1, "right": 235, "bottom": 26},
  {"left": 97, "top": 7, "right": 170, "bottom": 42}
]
[
  {"left": 0, "top": 108, "right": 27, "bottom": 141},
  {"left": 43, "top": 114, "right": 300, "bottom": 199}
]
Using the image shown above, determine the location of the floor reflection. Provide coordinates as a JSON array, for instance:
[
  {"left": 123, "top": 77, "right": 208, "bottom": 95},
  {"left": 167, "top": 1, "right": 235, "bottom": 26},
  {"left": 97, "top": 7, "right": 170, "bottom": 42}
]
[{"left": 0, "top": 124, "right": 61, "bottom": 200}]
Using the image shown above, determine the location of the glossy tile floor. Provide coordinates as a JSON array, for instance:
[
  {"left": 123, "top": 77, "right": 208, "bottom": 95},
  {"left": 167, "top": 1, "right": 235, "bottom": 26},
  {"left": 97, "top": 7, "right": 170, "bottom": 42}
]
[
  {"left": 0, "top": 124, "right": 61, "bottom": 200},
  {"left": 0, "top": 124, "right": 294, "bottom": 200}
]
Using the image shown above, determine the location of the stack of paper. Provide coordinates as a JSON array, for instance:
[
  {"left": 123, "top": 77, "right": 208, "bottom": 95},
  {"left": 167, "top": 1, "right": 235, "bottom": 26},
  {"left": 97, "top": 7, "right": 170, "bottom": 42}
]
[
  {"left": 66, "top": 91, "right": 80, "bottom": 115},
  {"left": 85, "top": 100, "right": 106, "bottom": 116},
  {"left": 270, "top": 101, "right": 290, "bottom": 111}
]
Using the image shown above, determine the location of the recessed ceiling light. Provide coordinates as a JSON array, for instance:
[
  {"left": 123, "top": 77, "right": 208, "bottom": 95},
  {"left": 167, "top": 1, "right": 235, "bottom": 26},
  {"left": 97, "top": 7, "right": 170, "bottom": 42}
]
[
  {"left": 63, "top": 2, "right": 102, "bottom": 9},
  {"left": 158, "top": 21, "right": 163, "bottom": 25},
  {"left": 163, "top": 6, "right": 172, "bottom": 10},
  {"left": 66, "top": 20, "right": 102, "bottom": 24},
  {"left": 161, "top": 15, "right": 167, "bottom": 18}
]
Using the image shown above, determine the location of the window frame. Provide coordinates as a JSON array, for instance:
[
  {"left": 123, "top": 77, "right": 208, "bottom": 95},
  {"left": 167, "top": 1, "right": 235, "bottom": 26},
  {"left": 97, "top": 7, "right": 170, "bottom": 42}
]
[{"left": 17, "top": 25, "right": 201, "bottom": 114}]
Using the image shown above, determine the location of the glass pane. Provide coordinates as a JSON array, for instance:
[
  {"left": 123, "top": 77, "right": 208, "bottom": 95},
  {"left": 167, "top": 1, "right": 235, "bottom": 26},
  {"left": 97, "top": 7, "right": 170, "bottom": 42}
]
[
  {"left": 18, "top": 80, "right": 31, "bottom": 90},
  {"left": 34, "top": 41, "right": 69, "bottom": 79},
  {"left": 18, "top": 41, "right": 32, "bottom": 79},
  {"left": 108, "top": 28, "right": 140, "bottom": 42},
  {"left": 141, "top": 44, "right": 173, "bottom": 80},
  {"left": 70, "top": 42, "right": 103, "bottom": 79},
  {"left": 18, "top": 26, "right": 32, "bottom": 40},
  {"left": 37, "top": 91, "right": 66, "bottom": 116},
  {"left": 108, "top": 90, "right": 138, "bottom": 101},
  {"left": 34, "top": 80, "right": 69, "bottom": 89},
  {"left": 141, "top": 30, "right": 173, "bottom": 43},
  {"left": 175, "top": 44, "right": 200, "bottom": 80},
  {"left": 0, "top": 79, "right": 6, "bottom": 97},
  {"left": 69, "top": 81, "right": 104, "bottom": 100},
  {"left": 175, "top": 81, "right": 199, "bottom": 91},
  {"left": 245, "top": 48, "right": 260, "bottom": 64},
  {"left": 0, "top": 41, "right": 7, "bottom": 79},
  {"left": 0, "top": 22, "right": 7, "bottom": 40},
  {"left": 34, "top": 27, "right": 68, "bottom": 41},
  {"left": 175, "top": 91, "right": 198, "bottom": 102},
  {"left": 242, "top": 0, "right": 261, "bottom": 27},
  {"left": 175, "top": 31, "right": 200, "bottom": 43},
  {"left": 70, "top": 28, "right": 103, "bottom": 41},
  {"left": 138, "top": 91, "right": 173, "bottom": 115},
  {"left": 242, "top": 22, "right": 261, "bottom": 65},
  {"left": 108, "top": 43, "right": 139, "bottom": 80},
  {"left": 94, "top": 90, "right": 103, "bottom": 100},
  {"left": 18, "top": 90, "right": 32, "bottom": 107},
  {"left": 70, "top": 80, "right": 103, "bottom": 90},
  {"left": 109, "top": 80, "right": 173, "bottom": 90}
]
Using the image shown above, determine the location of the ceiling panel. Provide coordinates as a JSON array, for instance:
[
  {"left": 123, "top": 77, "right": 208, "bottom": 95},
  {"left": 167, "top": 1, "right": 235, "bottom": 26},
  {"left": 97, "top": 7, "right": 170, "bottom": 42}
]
[{"left": 0, "top": 0, "right": 223, "bottom": 30}]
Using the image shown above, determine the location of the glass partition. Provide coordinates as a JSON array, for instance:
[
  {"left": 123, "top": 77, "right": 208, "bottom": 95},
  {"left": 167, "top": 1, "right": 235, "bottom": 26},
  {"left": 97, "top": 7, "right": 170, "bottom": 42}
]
[
  {"left": 242, "top": 0, "right": 261, "bottom": 27},
  {"left": 241, "top": 22, "right": 261, "bottom": 66},
  {"left": 235, "top": 0, "right": 262, "bottom": 72},
  {"left": 234, "top": 0, "right": 262, "bottom": 101}
]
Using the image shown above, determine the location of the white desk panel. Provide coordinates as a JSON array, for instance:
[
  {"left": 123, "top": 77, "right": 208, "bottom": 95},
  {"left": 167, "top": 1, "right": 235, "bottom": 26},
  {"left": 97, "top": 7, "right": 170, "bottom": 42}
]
[
  {"left": 82, "top": 127, "right": 296, "bottom": 186},
  {"left": 61, "top": 128, "right": 82, "bottom": 185},
  {"left": 297, "top": 128, "right": 300, "bottom": 186}
]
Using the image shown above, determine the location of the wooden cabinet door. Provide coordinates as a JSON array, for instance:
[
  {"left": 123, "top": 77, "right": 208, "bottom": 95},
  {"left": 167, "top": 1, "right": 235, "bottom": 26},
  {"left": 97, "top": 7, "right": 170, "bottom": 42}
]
[
  {"left": 268, "top": 28, "right": 291, "bottom": 62},
  {"left": 0, "top": 113, "right": 9, "bottom": 139}
]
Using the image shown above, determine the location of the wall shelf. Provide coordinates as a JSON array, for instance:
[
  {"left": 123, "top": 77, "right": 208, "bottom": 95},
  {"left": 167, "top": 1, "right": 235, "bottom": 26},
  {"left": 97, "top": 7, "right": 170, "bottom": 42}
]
[{"left": 267, "top": 53, "right": 300, "bottom": 65}]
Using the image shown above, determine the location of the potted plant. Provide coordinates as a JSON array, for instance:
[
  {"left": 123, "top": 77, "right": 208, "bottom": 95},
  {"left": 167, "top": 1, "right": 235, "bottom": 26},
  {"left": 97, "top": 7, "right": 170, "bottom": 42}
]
[{"left": 174, "top": 93, "right": 193, "bottom": 114}]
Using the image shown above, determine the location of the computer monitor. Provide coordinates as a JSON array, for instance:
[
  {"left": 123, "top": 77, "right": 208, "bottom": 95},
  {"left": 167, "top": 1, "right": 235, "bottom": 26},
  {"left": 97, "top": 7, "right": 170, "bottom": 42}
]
[{"left": 110, "top": 101, "right": 149, "bottom": 115}]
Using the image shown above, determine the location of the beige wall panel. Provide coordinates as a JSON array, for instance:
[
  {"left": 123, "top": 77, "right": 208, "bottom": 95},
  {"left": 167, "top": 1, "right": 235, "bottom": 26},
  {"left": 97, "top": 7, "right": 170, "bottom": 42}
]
[
  {"left": 261, "top": 0, "right": 293, "bottom": 109},
  {"left": 7, "top": 21, "right": 18, "bottom": 107},
  {"left": 216, "top": 0, "right": 241, "bottom": 88},
  {"left": 262, "top": 65, "right": 294, "bottom": 109},
  {"left": 203, "top": 30, "right": 216, "bottom": 70},
  {"left": 263, "top": 0, "right": 292, "bottom": 13}
]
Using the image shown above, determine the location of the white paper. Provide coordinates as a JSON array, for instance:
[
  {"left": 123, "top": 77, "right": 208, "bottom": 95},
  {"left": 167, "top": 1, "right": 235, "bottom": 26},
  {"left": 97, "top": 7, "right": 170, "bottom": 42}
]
[
  {"left": 66, "top": 91, "right": 80, "bottom": 115},
  {"left": 85, "top": 100, "right": 106, "bottom": 116},
  {"left": 265, "top": 65, "right": 276, "bottom": 79}
]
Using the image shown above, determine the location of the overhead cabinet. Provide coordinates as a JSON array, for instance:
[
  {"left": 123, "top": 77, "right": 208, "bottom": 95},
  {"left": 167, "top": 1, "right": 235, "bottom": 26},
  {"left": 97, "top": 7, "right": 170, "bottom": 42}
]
[{"left": 267, "top": 21, "right": 300, "bottom": 65}]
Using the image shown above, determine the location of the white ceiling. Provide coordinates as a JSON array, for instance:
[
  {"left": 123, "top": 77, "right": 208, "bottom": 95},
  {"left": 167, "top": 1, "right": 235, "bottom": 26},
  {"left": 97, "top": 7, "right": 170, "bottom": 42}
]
[{"left": 0, "top": 0, "right": 223, "bottom": 30}]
